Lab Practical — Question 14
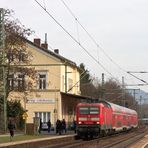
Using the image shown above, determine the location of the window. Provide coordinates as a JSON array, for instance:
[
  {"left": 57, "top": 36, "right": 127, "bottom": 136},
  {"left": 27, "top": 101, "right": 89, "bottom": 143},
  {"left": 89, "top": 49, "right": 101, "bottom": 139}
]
[
  {"left": 38, "top": 73, "right": 47, "bottom": 90},
  {"left": 90, "top": 107, "right": 99, "bottom": 114},
  {"left": 17, "top": 74, "right": 25, "bottom": 90},
  {"left": 80, "top": 107, "right": 89, "bottom": 114},
  {"left": 8, "top": 73, "right": 25, "bottom": 91},
  {"left": 79, "top": 107, "right": 99, "bottom": 115},
  {"left": 35, "top": 112, "right": 50, "bottom": 123},
  {"left": 19, "top": 51, "right": 25, "bottom": 62},
  {"left": 7, "top": 52, "right": 14, "bottom": 62},
  {"left": 43, "top": 112, "right": 46, "bottom": 123},
  {"left": 8, "top": 74, "right": 14, "bottom": 90}
]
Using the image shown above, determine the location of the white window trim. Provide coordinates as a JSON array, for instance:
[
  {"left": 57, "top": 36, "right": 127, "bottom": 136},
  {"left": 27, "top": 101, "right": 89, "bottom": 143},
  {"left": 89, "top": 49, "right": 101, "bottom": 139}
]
[{"left": 37, "top": 71, "right": 48, "bottom": 90}]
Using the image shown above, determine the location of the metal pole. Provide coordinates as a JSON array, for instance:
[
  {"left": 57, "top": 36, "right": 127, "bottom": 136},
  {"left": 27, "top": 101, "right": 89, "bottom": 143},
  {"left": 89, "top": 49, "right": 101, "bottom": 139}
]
[
  {"left": 0, "top": 8, "right": 7, "bottom": 132},
  {"left": 24, "top": 92, "right": 27, "bottom": 134},
  {"left": 122, "top": 76, "right": 125, "bottom": 106},
  {"left": 102, "top": 73, "right": 104, "bottom": 99},
  {"left": 140, "top": 96, "right": 142, "bottom": 121},
  {"left": 65, "top": 64, "right": 67, "bottom": 93}
]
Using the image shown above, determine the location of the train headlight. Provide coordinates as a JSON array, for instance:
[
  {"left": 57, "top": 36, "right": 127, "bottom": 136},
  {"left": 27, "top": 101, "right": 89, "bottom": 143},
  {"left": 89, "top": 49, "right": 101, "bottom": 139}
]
[
  {"left": 96, "top": 121, "right": 99, "bottom": 124},
  {"left": 78, "top": 121, "right": 82, "bottom": 124}
]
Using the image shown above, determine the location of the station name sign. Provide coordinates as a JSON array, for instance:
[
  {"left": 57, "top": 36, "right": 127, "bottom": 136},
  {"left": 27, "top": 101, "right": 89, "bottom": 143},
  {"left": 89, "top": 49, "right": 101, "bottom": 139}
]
[{"left": 27, "top": 98, "right": 55, "bottom": 104}]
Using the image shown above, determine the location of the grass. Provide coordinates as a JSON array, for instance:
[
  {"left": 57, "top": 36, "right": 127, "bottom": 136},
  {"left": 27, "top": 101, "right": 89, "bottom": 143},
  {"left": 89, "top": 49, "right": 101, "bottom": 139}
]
[{"left": 0, "top": 134, "right": 49, "bottom": 144}]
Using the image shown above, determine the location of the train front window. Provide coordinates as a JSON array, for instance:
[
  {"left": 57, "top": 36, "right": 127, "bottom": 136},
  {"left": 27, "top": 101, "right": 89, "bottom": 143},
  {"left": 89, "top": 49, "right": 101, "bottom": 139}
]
[
  {"left": 80, "top": 107, "right": 89, "bottom": 114},
  {"left": 90, "top": 107, "right": 99, "bottom": 114},
  {"left": 79, "top": 107, "right": 99, "bottom": 114}
]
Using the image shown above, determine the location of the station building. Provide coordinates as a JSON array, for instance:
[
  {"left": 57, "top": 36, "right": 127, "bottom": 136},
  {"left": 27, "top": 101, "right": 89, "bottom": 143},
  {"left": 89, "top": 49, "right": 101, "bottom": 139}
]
[{"left": 8, "top": 38, "right": 86, "bottom": 128}]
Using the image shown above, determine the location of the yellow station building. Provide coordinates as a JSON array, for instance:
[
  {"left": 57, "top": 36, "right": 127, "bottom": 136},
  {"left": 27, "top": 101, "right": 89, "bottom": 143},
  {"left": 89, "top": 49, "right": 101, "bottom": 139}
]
[{"left": 8, "top": 38, "right": 85, "bottom": 128}]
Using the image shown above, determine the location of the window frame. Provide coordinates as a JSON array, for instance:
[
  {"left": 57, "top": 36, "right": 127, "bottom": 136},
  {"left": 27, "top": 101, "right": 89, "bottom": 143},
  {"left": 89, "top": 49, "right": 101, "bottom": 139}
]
[
  {"left": 37, "top": 72, "right": 48, "bottom": 90},
  {"left": 79, "top": 106, "right": 100, "bottom": 115}
]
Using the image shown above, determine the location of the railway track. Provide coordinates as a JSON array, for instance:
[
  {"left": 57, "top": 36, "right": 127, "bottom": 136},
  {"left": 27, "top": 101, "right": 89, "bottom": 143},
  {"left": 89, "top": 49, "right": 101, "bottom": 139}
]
[
  {"left": 1, "top": 126, "right": 147, "bottom": 148},
  {"left": 100, "top": 130, "right": 146, "bottom": 148},
  {"left": 41, "top": 126, "right": 148, "bottom": 148}
]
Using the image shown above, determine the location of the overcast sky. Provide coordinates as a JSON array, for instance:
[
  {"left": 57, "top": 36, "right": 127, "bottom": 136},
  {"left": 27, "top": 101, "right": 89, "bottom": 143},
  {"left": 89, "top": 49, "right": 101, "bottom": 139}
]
[{"left": 1, "top": 0, "right": 148, "bottom": 94}]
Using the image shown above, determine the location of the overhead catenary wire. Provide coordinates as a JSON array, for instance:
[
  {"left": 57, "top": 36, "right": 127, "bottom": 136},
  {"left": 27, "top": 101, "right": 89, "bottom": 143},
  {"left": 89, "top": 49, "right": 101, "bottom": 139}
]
[
  {"left": 35, "top": 0, "right": 148, "bottom": 93},
  {"left": 8, "top": 13, "right": 88, "bottom": 92},
  {"left": 60, "top": 0, "right": 125, "bottom": 73},
  {"left": 34, "top": 0, "right": 133, "bottom": 93},
  {"left": 67, "top": 70, "right": 87, "bottom": 93},
  {"left": 60, "top": 0, "right": 147, "bottom": 90},
  {"left": 34, "top": 0, "right": 114, "bottom": 78},
  {"left": 127, "top": 72, "right": 148, "bottom": 85}
]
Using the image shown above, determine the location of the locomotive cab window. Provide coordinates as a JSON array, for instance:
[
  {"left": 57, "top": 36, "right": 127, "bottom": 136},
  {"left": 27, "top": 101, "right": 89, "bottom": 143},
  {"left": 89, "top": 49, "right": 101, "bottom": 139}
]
[
  {"left": 79, "top": 107, "right": 99, "bottom": 114},
  {"left": 90, "top": 107, "right": 99, "bottom": 114},
  {"left": 79, "top": 107, "right": 89, "bottom": 114}
]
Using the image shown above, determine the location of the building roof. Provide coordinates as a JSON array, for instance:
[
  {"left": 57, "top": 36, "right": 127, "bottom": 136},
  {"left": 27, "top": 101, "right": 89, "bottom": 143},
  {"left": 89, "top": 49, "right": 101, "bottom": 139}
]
[
  {"left": 61, "top": 92, "right": 93, "bottom": 101},
  {"left": 25, "top": 38, "right": 80, "bottom": 70}
]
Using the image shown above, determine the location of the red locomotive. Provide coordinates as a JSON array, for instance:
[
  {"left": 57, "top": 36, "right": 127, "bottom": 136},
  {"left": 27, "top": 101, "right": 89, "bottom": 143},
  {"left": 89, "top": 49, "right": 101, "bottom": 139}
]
[{"left": 76, "top": 100, "right": 138, "bottom": 138}]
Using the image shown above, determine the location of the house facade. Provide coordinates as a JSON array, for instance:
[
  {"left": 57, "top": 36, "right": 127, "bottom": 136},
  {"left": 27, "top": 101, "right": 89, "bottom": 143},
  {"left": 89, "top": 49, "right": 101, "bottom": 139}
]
[{"left": 8, "top": 38, "right": 81, "bottom": 128}]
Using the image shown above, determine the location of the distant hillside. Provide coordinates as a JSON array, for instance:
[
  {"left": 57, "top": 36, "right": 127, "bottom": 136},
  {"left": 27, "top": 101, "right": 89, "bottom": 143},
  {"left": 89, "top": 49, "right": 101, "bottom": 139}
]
[{"left": 129, "top": 89, "right": 148, "bottom": 104}]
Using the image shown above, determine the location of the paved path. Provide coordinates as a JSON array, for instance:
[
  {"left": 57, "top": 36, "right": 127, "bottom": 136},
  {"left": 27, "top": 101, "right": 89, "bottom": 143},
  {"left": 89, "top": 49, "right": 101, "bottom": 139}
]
[
  {"left": 0, "top": 130, "right": 76, "bottom": 148},
  {"left": 0, "top": 133, "right": 23, "bottom": 137},
  {"left": 0, "top": 130, "right": 75, "bottom": 137}
]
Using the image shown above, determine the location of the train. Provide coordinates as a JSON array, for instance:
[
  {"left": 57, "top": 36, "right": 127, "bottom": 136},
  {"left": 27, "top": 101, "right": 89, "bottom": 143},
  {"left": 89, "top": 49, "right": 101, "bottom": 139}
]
[{"left": 76, "top": 100, "right": 138, "bottom": 138}]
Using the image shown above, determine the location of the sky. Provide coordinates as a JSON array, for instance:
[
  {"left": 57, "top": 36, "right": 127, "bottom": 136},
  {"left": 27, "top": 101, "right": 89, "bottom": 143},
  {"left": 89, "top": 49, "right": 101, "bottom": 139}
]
[{"left": 1, "top": 0, "right": 148, "bottom": 95}]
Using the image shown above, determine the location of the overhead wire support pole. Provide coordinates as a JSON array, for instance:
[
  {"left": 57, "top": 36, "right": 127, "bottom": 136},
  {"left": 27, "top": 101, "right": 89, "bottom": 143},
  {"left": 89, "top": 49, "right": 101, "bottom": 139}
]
[
  {"left": 65, "top": 64, "right": 67, "bottom": 93},
  {"left": 122, "top": 76, "right": 125, "bottom": 107},
  {"left": 0, "top": 8, "right": 7, "bottom": 132}
]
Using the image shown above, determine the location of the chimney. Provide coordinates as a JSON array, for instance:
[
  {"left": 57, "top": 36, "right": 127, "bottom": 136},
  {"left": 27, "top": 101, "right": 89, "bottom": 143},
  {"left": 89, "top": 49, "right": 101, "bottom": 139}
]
[
  {"left": 41, "top": 33, "right": 48, "bottom": 49},
  {"left": 54, "top": 49, "right": 59, "bottom": 54},
  {"left": 34, "top": 38, "right": 41, "bottom": 46},
  {"left": 41, "top": 43, "right": 48, "bottom": 49}
]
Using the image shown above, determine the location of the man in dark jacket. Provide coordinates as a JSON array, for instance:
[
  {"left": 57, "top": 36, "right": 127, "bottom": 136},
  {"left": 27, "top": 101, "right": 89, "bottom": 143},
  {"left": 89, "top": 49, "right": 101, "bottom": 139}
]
[
  {"left": 56, "top": 119, "right": 62, "bottom": 135},
  {"left": 73, "top": 120, "right": 77, "bottom": 133},
  {"left": 47, "top": 119, "right": 51, "bottom": 133},
  {"left": 8, "top": 120, "right": 15, "bottom": 141},
  {"left": 62, "top": 119, "right": 66, "bottom": 133}
]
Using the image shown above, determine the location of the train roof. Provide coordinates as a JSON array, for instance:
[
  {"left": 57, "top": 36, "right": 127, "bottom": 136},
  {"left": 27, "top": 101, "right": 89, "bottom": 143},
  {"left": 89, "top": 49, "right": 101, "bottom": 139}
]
[
  {"left": 77, "top": 103, "right": 100, "bottom": 106},
  {"left": 99, "top": 100, "right": 137, "bottom": 115},
  {"left": 76, "top": 101, "right": 137, "bottom": 115}
]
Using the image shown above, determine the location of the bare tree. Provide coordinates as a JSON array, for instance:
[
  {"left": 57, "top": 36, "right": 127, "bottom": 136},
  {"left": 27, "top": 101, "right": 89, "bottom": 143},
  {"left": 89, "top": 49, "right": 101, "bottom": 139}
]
[
  {"left": 4, "top": 9, "right": 36, "bottom": 96},
  {"left": 0, "top": 9, "right": 36, "bottom": 130}
]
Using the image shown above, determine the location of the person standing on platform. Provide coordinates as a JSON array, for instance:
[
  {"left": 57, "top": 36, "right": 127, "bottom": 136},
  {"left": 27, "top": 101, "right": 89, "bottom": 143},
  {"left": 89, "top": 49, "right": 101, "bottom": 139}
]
[
  {"left": 47, "top": 119, "right": 51, "bottom": 133},
  {"left": 39, "top": 118, "right": 42, "bottom": 133},
  {"left": 73, "top": 120, "right": 77, "bottom": 133},
  {"left": 56, "top": 119, "right": 62, "bottom": 135},
  {"left": 8, "top": 120, "right": 15, "bottom": 141},
  {"left": 62, "top": 119, "right": 66, "bottom": 133}
]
